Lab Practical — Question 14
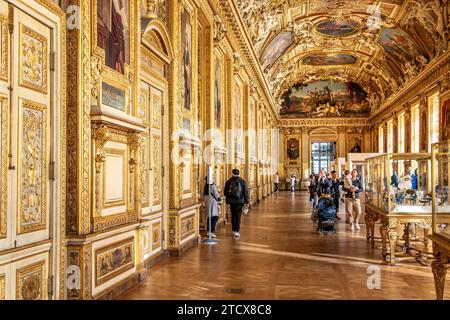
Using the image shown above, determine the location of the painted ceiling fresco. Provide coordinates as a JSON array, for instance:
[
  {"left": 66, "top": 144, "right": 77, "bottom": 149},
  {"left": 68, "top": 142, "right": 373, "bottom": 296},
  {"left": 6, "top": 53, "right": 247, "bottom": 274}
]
[
  {"left": 261, "top": 31, "right": 293, "bottom": 69},
  {"left": 314, "top": 20, "right": 359, "bottom": 37},
  {"left": 302, "top": 53, "right": 357, "bottom": 66},
  {"left": 280, "top": 80, "right": 370, "bottom": 118},
  {"left": 234, "top": 0, "right": 448, "bottom": 118}
]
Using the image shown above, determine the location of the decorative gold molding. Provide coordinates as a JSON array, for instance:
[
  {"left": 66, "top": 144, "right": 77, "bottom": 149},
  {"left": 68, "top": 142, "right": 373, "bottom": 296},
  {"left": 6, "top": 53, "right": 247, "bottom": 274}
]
[
  {"left": 281, "top": 118, "right": 369, "bottom": 128},
  {"left": 0, "top": 95, "right": 7, "bottom": 239},
  {"left": 0, "top": 14, "right": 8, "bottom": 81}
]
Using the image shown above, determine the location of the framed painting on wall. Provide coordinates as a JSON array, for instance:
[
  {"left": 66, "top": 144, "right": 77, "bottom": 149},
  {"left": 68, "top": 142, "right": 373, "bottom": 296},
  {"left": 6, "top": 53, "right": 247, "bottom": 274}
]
[
  {"left": 441, "top": 98, "right": 450, "bottom": 142},
  {"left": 287, "top": 139, "right": 299, "bottom": 160},
  {"left": 420, "top": 108, "right": 428, "bottom": 152},
  {"left": 348, "top": 135, "right": 362, "bottom": 153},
  {"left": 181, "top": 7, "right": 192, "bottom": 111},
  {"left": 214, "top": 56, "right": 221, "bottom": 128},
  {"left": 97, "top": 0, "right": 130, "bottom": 75},
  {"left": 234, "top": 80, "right": 243, "bottom": 152}
]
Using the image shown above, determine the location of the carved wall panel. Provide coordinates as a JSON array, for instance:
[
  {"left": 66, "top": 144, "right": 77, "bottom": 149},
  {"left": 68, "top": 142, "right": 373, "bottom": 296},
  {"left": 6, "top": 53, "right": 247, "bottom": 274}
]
[
  {"left": 18, "top": 100, "right": 48, "bottom": 235},
  {"left": 151, "top": 220, "right": 161, "bottom": 251},
  {"left": 138, "top": 86, "right": 149, "bottom": 126},
  {"left": 140, "top": 135, "right": 150, "bottom": 210},
  {"left": 94, "top": 237, "right": 135, "bottom": 286},
  {"left": 15, "top": 260, "right": 46, "bottom": 300},
  {"left": 142, "top": 225, "right": 150, "bottom": 255},
  {"left": 0, "top": 274, "right": 4, "bottom": 300},
  {"left": 180, "top": 214, "right": 195, "bottom": 241},
  {"left": 0, "top": 14, "right": 7, "bottom": 81},
  {"left": 152, "top": 136, "right": 162, "bottom": 206},
  {"left": 93, "top": 127, "right": 137, "bottom": 232},
  {"left": 19, "top": 24, "right": 48, "bottom": 94},
  {"left": 151, "top": 88, "right": 162, "bottom": 129}
]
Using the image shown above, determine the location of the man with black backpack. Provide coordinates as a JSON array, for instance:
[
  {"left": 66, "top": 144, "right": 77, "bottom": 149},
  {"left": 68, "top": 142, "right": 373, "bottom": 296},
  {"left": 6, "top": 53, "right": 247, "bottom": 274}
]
[{"left": 224, "top": 169, "right": 250, "bottom": 238}]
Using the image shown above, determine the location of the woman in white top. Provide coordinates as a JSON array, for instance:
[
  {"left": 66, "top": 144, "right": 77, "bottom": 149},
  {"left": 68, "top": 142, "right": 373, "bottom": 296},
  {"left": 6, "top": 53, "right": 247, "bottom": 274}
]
[
  {"left": 274, "top": 173, "right": 280, "bottom": 192},
  {"left": 290, "top": 174, "right": 297, "bottom": 192}
]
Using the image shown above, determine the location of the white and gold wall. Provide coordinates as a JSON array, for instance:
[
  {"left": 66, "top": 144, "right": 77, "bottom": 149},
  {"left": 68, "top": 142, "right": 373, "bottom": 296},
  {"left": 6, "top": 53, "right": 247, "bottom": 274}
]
[
  {"left": 0, "top": 0, "right": 66, "bottom": 300},
  {"left": 0, "top": 0, "right": 279, "bottom": 301}
]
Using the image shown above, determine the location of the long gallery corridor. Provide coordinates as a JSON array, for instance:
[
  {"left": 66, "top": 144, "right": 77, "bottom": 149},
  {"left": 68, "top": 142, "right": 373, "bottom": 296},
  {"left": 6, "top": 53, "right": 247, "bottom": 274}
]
[{"left": 118, "top": 192, "right": 447, "bottom": 300}]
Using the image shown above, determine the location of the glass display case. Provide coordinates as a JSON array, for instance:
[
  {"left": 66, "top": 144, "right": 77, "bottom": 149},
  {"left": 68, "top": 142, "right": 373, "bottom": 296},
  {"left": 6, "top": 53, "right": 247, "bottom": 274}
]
[
  {"left": 364, "top": 153, "right": 432, "bottom": 265},
  {"left": 431, "top": 142, "right": 450, "bottom": 238},
  {"left": 365, "top": 153, "right": 432, "bottom": 213},
  {"left": 430, "top": 142, "right": 450, "bottom": 299}
]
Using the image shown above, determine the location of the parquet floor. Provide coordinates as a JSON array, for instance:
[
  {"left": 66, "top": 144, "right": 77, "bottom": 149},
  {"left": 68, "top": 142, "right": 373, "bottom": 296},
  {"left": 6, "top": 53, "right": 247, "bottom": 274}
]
[{"left": 118, "top": 191, "right": 449, "bottom": 300}]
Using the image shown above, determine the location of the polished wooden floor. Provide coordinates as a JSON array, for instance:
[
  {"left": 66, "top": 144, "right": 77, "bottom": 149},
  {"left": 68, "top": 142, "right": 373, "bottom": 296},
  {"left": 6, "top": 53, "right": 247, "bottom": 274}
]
[{"left": 118, "top": 191, "right": 448, "bottom": 300}]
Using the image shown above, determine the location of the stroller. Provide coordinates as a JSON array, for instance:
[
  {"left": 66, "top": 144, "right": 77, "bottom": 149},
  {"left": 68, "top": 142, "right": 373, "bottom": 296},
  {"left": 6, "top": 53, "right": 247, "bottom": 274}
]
[{"left": 316, "top": 195, "right": 336, "bottom": 233}]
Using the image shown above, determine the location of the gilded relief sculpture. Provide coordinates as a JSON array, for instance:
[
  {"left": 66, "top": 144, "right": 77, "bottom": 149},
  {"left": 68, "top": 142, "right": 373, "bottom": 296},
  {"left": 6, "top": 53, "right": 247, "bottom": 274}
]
[{"left": 19, "top": 102, "right": 47, "bottom": 234}]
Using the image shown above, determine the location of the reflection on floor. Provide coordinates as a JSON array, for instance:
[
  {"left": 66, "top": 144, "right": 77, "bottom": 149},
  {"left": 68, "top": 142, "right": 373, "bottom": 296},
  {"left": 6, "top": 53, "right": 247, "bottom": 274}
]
[{"left": 118, "top": 191, "right": 448, "bottom": 300}]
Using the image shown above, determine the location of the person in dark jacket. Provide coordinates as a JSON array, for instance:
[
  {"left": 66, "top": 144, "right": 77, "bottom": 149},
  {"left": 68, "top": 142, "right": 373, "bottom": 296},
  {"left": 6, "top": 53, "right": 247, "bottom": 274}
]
[
  {"left": 331, "top": 171, "right": 341, "bottom": 219},
  {"left": 224, "top": 169, "right": 250, "bottom": 238}
]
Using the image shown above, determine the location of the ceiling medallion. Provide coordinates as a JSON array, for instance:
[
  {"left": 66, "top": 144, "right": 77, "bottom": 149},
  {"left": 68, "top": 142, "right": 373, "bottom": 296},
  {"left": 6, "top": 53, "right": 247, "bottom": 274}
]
[{"left": 314, "top": 19, "right": 360, "bottom": 37}]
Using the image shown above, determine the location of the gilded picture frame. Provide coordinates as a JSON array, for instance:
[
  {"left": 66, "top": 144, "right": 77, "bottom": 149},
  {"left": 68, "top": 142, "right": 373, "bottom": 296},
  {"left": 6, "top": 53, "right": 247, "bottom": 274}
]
[
  {"left": 92, "top": 0, "right": 136, "bottom": 115},
  {"left": 179, "top": 0, "right": 196, "bottom": 124}
]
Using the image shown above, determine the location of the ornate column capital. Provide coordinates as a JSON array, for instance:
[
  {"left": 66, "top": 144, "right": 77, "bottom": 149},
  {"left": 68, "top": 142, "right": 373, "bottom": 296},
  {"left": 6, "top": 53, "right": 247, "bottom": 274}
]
[
  {"left": 440, "top": 71, "right": 450, "bottom": 93},
  {"left": 145, "top": 0, "right": 158, "bottom": 18},
  {"left": 233, "top": 52, "right": 245, "bottom": 74},
  {"left": 338, "top": 126, "right": 347, "bottom": 134},
  {"left": 249, "top": 80, "right": 257, "bottom": 96},
  {"left": 213, "top": 15, "right": 227, "bottom": 43}
]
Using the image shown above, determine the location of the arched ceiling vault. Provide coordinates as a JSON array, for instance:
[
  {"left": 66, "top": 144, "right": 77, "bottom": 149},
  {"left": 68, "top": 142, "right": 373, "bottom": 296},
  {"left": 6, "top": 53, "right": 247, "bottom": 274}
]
[{"left": 234, "top": 0, "right": 449, "bottom": 114}]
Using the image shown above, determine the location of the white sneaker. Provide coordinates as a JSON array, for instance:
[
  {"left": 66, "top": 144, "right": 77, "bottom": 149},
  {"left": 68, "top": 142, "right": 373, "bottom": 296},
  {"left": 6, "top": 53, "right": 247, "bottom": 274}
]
[
  {"left": 350, "top": 223, "right": 355, "bottom": 231},
  {"left": 211, "top": 233, "right": 217, "bottom": 238},
  {"left": 234, "top": 232, "right": 240, "bottom": 238},
  {"left": 355, "top": 224, "right": 361, "bottom": 230},
  {"left": 232, "top": 231, "right": 237, "bottom": 237}
]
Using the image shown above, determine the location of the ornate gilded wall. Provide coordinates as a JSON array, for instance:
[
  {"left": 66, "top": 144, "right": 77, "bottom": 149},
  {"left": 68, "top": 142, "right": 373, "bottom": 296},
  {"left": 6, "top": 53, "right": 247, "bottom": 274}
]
[{"left": 3, "top": 0, "right": 449, "bottom": 301}]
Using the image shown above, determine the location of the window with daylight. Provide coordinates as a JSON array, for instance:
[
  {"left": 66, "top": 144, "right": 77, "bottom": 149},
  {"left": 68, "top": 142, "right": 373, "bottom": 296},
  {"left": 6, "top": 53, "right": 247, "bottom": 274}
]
[
  {"left": 311, "top": 142, "right": 336, "bottom": 175},
  {"left": 429, "top": 92, "right": 440, "bottom": 149}
]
